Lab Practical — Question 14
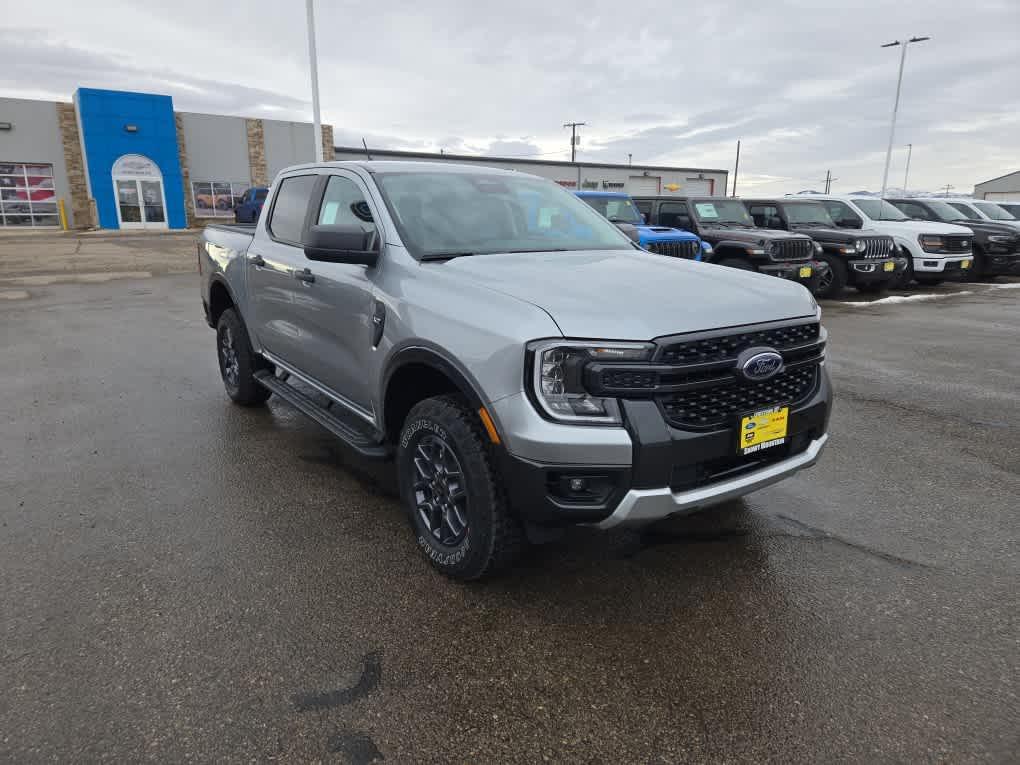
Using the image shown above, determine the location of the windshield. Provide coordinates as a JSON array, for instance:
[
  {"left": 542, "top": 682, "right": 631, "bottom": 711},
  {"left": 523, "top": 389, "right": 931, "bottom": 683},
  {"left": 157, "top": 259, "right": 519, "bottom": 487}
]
[
  {"left": 923, "top": 200, "right": 972, "bottom": 222},
  {"left": 374, "top": 172, "right": 634, "bottom": 258},
  {"left": 852, "top": 199, "right": 908, "bottom": 221},
  {"left": 782, "top": 202, "right": 836, "bottom": 226},
  {"left": 690, "top": 199, "right": 754, "bottom": 226},
  {"left": 974, "top": 201, "right": 1017, "bottom": 221},
  {"left": 948, "top": 202, "right": 981, "bottom": 220},
  {"left": 578, "top": 195, "right": 643, "bottom": 224}
]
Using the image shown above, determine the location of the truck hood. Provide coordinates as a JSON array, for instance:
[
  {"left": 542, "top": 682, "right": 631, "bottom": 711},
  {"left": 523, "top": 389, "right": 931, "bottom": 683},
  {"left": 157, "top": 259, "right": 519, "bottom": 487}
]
[
  {"left": 787, "top": 226, "right": 889, "bottom": 244},
  {"left": 439, "top": 249, "right": 816, "bottom": 339},
  {"left": 636, "top": 225, "right": 700, "bottom": 243},
  {"left": 865, "top": 220, "right": 974, "bottom": 236},
  {"left": 697, "top": 227, "right": 811, "bottom": 245}
]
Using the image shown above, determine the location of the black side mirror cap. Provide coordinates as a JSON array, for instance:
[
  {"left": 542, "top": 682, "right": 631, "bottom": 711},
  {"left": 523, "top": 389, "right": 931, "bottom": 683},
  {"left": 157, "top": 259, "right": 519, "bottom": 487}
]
[{"left": 304, "top": 224, "right": 380, "bottom": 265}]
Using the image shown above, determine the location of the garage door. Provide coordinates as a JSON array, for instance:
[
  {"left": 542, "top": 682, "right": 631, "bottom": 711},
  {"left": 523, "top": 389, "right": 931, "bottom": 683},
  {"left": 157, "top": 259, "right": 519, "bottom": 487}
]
[
  {"left": 0, "top": 162, "right": 58, "bottom": 227},
  {"left": 628, "top": 176, "right": 661, "bottom": 195},
  {"left": 983, "top": 192, "right": 1019, "bottom": 202},
  {"left": 683, "top": 179, "right": 713, "bottom": 196}
]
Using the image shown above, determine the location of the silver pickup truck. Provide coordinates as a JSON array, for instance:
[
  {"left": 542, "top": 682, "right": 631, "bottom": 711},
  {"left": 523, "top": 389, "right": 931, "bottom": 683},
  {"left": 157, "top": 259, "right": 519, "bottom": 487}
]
[{"left": 200, "top": 161, "right": 832, "bottom": 579}]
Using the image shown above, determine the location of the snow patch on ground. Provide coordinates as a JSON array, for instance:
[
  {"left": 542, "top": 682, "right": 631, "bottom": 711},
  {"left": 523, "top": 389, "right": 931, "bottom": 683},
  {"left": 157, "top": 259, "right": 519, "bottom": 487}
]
[{"left": 841, "top": 291, "right": 973, "bottom": 306}]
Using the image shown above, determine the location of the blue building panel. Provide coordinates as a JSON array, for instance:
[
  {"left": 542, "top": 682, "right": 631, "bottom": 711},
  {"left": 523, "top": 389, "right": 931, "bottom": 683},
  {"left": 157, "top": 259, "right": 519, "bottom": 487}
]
[{"left": 75, "top": 88, "right": 187, "bottom": 229}]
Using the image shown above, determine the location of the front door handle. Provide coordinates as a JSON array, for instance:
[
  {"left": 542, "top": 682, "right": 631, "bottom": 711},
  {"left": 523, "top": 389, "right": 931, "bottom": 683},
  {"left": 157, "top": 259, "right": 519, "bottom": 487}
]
[
  {"left": 294, "top": 268, "right": 315, "bottom": 284},
  {"left": 248, "top": 254, "right": 265, "bottom": 267}
]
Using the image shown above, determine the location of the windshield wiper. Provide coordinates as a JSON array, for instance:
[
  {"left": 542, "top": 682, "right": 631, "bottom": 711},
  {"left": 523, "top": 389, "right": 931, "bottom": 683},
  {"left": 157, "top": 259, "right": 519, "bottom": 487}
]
[
  {"left": 419, "top": 252, "right": 476, "bottom": 261},
  {"left": 506, "top": 248, "right": 569, "bottom": 253},
  {"left": 607, "top": 216, "right": 638, "bottom": 224},
  {"left": 705, "top": 220, "right": 731, "bottom": 228}
]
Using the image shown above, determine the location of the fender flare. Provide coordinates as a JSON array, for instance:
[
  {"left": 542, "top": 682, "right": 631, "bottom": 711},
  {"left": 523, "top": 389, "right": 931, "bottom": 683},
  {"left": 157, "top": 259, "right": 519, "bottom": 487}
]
[
  {"left": 380, "top": 345, "right": 493, "bottom": 435},
  {"left": 707, "top": 239, "right": 754, "bottom": 262},
  {"left": 206, "top": 274, "right": 241, "bottom": 325}
]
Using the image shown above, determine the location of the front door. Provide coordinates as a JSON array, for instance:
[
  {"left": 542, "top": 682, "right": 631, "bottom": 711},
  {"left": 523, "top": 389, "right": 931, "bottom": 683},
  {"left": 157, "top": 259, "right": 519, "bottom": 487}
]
[{"left": 115, "top": 179, "right": 167, "bottom": 229}]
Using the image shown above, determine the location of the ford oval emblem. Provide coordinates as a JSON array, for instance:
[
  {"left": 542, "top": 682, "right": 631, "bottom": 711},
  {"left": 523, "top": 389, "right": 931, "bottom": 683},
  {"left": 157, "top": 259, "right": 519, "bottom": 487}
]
[{"left": 737, "top": 348, "right": 784, "bottom": 382}]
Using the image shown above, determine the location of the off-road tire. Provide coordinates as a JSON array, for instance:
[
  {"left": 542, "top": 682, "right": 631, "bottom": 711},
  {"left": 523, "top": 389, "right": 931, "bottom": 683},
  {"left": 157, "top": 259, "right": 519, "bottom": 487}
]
[
  {"left": 397, "top": 395, "right": 523, "bottom": 580},
  {"left": 216, "top": 308, "right": 272, "bottom": 406},
  {"left": 813, "top": 254, "right": 847, "bottom": 299}
]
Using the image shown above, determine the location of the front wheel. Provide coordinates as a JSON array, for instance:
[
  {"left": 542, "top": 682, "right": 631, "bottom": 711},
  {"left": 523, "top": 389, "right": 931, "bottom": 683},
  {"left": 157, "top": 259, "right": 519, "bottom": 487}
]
[
  {"left": 397, "top": 395, "right": 523, "bottom": 580},
  {"left": 812, "top": 254, "right": 847, "bottom": 299}
]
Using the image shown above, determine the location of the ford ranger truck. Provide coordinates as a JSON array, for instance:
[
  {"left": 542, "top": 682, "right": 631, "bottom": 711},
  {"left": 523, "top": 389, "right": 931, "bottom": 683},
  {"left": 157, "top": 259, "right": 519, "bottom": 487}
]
[
  {"left": 575, "top": 190, "right": 709, "bottom": 260},
  {"left": 632, "top": 196, "right": 827, "bottom": 291},
  {"left": 887, "top": 198, "right": 1019, "bottom": 279},
  {"left": 200, "top": 161, "right": 832, "bottom": 580},
  {"left": 802, "top": 195, "right": 973, "bottom": 287},
  {"left": 744, "top": 198, "right": 903, "bottom": 298}
]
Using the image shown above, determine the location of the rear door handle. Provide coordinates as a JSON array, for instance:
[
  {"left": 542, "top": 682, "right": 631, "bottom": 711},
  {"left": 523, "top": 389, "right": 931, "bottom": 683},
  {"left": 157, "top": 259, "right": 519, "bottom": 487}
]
[
  {"left": 248, "top": 254, "right": 265, "bottom": 267},
  {"left": 295, "top": 268, "right": 315, "bottom": 284}
]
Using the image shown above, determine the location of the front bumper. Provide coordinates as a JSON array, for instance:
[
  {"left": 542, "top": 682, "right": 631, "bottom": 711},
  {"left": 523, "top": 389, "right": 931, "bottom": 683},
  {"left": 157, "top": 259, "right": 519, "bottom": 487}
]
[
  {"left": 760, "top": 259, "right": 826, "bottom": 289},
  {"left": 847, "top": 257, "right": 900, "bottom": 285},
  {"left": 979, "top": 252, "right": 1020, "bottom": 275},
  {"left": 498, "top": 365, "right": 832, "bottom": 528},
  {"left": 913, "top": 254, "right": 973, "bottom": 275}
]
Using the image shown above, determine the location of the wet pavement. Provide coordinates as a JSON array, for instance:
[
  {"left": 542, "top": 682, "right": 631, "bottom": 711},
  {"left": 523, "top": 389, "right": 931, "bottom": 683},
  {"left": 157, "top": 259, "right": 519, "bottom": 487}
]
[{"left": 1, "top": 275, "right": 1018, "bottom": 763}]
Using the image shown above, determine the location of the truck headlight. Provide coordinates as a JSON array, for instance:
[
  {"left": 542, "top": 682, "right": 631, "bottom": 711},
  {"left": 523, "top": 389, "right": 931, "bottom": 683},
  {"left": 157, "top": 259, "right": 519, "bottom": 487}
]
[
  {"left": 988, "top": 234, "right": 1014, "bottom": 245},
  {"left": 701, "top": 240, "right": 713, "bottom": 254},
  {"left": 813, "top": 242, "right": 823, "bottom": 254},
  {"left": 528, "top": 340, "right": 653, "bottom": 424},
  {"left": 919, "top": 235, "right": 944, "bottom": 252},
  {"left": 855, "top": 240, "right": 867, "bottom": 252}
]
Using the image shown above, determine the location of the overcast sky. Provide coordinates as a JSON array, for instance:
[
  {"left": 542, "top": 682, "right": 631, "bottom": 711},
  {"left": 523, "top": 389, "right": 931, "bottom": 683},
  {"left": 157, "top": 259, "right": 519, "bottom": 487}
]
[{"left": 3, "top": 0, "right": 1017, "bottom": 194}]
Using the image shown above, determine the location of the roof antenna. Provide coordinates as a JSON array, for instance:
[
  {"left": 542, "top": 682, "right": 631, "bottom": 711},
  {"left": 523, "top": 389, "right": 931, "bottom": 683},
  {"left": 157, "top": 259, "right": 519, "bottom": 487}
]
[{"left": 362, "top": 138, "right": 373, "bottom": 160}]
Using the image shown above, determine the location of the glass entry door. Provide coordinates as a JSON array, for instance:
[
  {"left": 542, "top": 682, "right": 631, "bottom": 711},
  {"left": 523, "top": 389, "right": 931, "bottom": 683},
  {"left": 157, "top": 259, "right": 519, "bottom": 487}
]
[{"left": 115, "top": 178, "right": 167, "bottom": 229}]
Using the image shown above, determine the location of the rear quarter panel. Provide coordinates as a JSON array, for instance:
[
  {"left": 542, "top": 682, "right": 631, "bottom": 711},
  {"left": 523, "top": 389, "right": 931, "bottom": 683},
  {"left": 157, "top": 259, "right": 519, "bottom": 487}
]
[{"left": 201, "top": 224, "right": 255, "bottom": 325}]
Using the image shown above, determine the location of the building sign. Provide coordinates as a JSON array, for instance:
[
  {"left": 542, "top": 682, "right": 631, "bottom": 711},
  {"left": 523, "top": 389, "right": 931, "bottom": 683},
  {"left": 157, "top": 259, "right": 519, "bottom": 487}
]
[
  {"left": 581, "top": 180, "right": 599, "bottom": 189},
  {"left": 664, "top": 183, "right": 681, "bottom": 192},
  {"left": 602, "top": 181, "right": 625, "bottom": 190},
  {"left": 111, "top": 154, "right": 161, "bottom": 178},
  {"left": 556, "top": 180, "right": 577, "bottom": 188}
]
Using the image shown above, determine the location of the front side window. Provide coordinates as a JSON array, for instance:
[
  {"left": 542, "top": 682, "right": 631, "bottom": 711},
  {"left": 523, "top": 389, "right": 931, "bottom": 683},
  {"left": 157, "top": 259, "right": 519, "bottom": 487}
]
[
  {"left": 893, "top": 201, "right": 933, "bottom": 220},
  {"left": 267, "top": 175, "right": 317, "bottom": 243},
  {"left": 821, "top": 201, "right": 860, "bottom": 225},
  {"left": 782, "top": 202, "right": 835, "bottom": 226},
  {"left": 374, "top": 171, "right": 632, "bottom": 258},
  {"left": 747, "top": 204, "right": 780, "bottom": 228},
  {"left": 633, "top": 200, "right": 652, "bottom": 220},
  {"left": 851, "top": 199, "right": 908, "bottom": 221},
  {"left": 689, "top": 199, "right": 753, "bottom": 226},
  {"left": 318, "top": 175, "right": 376, "bottom": 234},
  {"left": 658, "top": 202, "right": 691, "bottom": 229},
  {"left": 974, "top": 201, "right": 1017, "bottom": 221},
  {"left": 577, "top": 195, "right": 643, "bottom": 225},
  {"left": 948, "top": 202, "right": 981, "bottom": 220}
]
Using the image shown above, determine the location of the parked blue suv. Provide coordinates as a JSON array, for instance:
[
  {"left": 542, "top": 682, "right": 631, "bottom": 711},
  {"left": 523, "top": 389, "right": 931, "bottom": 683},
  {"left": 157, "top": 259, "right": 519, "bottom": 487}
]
[{"left": 576, "top": 191, "right": 709, "bottom": 260}]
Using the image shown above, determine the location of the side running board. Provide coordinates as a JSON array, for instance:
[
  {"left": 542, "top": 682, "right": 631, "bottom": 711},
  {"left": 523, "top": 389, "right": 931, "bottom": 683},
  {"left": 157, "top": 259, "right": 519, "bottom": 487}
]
[{"left": 253, "top": 370, "right": 391, "bottom": 459}]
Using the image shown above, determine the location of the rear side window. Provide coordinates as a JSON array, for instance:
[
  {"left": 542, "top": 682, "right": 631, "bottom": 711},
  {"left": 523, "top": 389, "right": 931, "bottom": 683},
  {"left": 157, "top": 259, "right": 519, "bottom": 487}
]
[{"left": 268, "top": 175, "right": 317, "bottom": 243}]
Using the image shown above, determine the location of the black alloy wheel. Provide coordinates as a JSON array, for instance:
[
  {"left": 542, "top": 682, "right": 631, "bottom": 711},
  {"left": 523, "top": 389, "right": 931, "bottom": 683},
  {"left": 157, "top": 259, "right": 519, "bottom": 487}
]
[{"left": 412, "top": 434, "right": 469, "bottom": 546}]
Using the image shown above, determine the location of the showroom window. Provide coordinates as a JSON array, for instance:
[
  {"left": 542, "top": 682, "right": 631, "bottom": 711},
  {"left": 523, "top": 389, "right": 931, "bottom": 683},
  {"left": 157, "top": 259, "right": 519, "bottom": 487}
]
[
  {"left": 191, "top": 181, "right": 248, "bottom": 217},
  {"left": 0, "top": 162, "right": 58, "bottom": 227}
]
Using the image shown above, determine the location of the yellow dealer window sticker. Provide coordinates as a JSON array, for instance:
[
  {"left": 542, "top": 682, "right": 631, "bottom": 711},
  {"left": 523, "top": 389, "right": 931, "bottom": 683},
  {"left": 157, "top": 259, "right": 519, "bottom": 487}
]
[{"left": 739, "top": 406, "right": 789, "bottom": 456}]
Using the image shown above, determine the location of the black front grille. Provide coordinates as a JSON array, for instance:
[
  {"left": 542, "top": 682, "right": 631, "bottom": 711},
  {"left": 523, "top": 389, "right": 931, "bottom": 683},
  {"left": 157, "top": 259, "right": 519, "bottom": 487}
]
[
  {"left": 658, "top": 322, "right": 820, "bottom": 365},
  {"left": 659, "top": 365, "right": 818, "bottom": 429},
  {"left": 943, "top": 235, "right": 972, "bottom": 253},
  {"left": 770, "top": 239, "right": 813, "bottom": 261},
  {"left": 860, "top": 237, "right": 894, "bottom": 258},
  {"left": 646, "top": 240, "right": 700, "bottom": 259}
]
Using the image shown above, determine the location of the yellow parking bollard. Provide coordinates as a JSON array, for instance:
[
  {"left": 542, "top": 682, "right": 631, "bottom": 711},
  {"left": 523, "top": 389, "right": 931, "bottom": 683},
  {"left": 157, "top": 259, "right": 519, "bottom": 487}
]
[{"left": 58, "top": 198, "right": 69, "bottom": 230}]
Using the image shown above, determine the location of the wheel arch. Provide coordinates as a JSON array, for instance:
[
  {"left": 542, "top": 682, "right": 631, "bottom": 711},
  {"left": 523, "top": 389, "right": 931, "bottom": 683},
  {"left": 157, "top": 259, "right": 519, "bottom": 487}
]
[
  {"left": 208, "top": 276, "right": 238, "bottom": 328},
  {"left": 381, "top": 347, "right": 492, "bottom": 445}
]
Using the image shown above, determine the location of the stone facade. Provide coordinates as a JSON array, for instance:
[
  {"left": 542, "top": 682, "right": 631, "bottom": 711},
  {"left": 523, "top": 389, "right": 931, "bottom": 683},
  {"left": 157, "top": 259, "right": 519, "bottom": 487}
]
[
  {"left": 246, "top": 118, "right": 268, "bottom": 187},
  {"left": 174, "top": 113, "right": 195, "bottom": 228},
  {"left": 322, "top": 124, "right": 335, "bottom": 161},
  {"left": 56, "top": 102, "right": 94, "bottom": 229}
]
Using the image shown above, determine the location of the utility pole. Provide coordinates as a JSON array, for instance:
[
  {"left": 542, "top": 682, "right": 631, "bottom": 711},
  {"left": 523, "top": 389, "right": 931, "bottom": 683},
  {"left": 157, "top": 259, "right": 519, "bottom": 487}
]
[
  {"left": 902, "top": 143, "right": 913, "bottom": 192},
  {"left": 824, "top": 170, "right": 831, "bottom": 194},
  {"left": 628, "top": 153, "right": 632, "bottom": 166},
  {"left": 879, "top": 36, "right": 930, "bottom": 199},
  {"left": 731, "top": 140, "right": 741, "bottom": 197},
  {"left": 563, "top": 122, "right": 586, "bottom": 163},
  {"left": 305, "top": 0, "right": 323, "bottom": 162},
  {"left": 942, "top": 184, "right": 954, "bottom": 197}
]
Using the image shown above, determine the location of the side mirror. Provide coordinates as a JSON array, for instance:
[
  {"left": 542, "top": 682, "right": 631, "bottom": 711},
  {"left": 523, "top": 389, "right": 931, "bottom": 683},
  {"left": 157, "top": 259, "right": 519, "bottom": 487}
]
[
  {"left": 304, "top": 224, "right": 379, "bottom": 265},
  {"left": 840, "top": 218, "right": 863, "bottom": 229},
  {"left": 640, "top": 213, "right": 648, "bottom": 224}
]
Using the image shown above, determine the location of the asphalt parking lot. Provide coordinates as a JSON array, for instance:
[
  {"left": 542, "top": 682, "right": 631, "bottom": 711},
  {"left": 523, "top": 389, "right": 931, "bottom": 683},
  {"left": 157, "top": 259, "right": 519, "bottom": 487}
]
[{"left": 2, "top": 273, "right": 1019, "bottom": 763}]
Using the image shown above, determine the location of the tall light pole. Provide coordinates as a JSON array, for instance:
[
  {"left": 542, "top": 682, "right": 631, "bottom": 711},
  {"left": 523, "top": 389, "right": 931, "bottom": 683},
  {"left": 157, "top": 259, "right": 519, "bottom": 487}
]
[
  {"left": 879, "top": 36, "right": 930, "bottom": 199},
  {"left": 563, "top": 122, "right": 586, "bottom": 163},
  {"left": 305, "top": 0, "right": 324, "bottom": 162},
  {"left": 902, "top": 143, "right": 913, "bottom": 192}
]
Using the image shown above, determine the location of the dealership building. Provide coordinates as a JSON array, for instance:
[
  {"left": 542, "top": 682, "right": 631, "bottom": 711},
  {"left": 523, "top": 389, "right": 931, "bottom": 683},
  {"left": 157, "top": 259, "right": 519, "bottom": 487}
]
[{"left": 0, "top": 87, "right": 726, "bottom": 230}]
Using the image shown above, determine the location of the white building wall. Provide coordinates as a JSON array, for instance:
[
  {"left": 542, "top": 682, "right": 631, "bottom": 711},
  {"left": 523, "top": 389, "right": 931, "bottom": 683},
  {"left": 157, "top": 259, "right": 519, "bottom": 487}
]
[
  {"left": 264, "top": 120, "right": 317, "bottom": 179},
  {"left": 178, "top": 112, "right": 250, "bottom": 185},
  {"left": 974, "top": 171, "right": 1020, "bottom": 200}
]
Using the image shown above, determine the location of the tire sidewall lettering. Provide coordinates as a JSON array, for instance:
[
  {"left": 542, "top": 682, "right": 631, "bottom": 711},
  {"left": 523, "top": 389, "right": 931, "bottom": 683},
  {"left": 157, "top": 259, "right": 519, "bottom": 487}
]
[{"left": 400, "top": 418, "right": 449, "bottom": 449}]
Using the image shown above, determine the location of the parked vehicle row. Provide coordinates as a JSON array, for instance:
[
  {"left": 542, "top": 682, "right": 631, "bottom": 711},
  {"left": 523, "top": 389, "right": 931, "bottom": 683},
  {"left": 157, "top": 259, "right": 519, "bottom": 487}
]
[{"left": 201, "top": 161, "right": 832, "bottom": 579}]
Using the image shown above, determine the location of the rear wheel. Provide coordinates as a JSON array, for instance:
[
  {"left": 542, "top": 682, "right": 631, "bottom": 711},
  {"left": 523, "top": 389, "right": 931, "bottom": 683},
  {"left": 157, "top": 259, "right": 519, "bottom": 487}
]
[
  {"left": 216, "top": 308, "right": 272, "bottom": 406},
  {"left": 397, "top": 395, "right": 523, "bottom": 580},
  {"left": 893, "top": 256, "right": 915, "bottom": 289},
  {"left": 812, "top": 254, "right": 847, "bottom": 299}
]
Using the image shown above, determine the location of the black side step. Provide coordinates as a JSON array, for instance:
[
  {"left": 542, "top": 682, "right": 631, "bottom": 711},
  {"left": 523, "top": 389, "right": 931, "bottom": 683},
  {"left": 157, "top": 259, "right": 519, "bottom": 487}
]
[{"left": 254, "top": 370, "right": 391, "bottom": 459}]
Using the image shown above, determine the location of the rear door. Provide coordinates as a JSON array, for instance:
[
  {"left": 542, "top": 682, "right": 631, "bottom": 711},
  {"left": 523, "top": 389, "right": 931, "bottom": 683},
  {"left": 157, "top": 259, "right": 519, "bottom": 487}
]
[{"left": 246, "top": 172, "right": 318, "bottom": 367}]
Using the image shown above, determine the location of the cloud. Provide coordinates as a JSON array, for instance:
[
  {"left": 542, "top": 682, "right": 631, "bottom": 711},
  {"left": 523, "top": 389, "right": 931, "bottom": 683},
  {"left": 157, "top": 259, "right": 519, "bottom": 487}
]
[{"left": 2, "top": 0, "right": 1018, "bottom": 194}]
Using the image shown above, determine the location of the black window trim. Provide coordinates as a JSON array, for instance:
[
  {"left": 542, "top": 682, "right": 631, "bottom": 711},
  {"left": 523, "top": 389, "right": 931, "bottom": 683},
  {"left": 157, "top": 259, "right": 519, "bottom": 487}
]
[{"left": 265, "top": 172, "right": 321, "bottom": 247}]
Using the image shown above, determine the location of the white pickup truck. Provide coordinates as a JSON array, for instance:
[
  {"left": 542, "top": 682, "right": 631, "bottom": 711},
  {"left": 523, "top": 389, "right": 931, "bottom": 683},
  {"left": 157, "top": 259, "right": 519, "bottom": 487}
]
[{"left": 801, "top": 195, "right": 973, "bottom": 286}]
